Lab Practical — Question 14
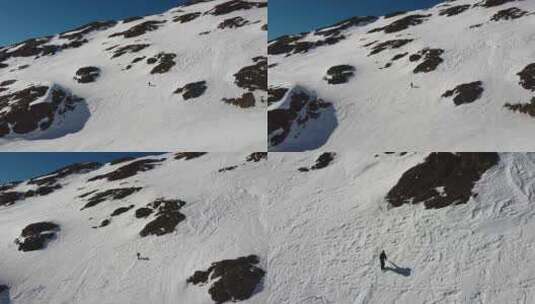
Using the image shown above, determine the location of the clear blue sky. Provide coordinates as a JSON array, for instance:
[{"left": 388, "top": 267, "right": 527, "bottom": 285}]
[
  {"left": 0, "top": 0, "right": 188, "bottom": 46},
  {"left": 0, "top": 153, "right": 164, "bottom": 184},
  {"left": 269, "top": 0, "right": 444, "bottom": 40}
]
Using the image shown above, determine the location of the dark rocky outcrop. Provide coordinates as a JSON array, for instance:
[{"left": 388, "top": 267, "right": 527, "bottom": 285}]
[
  {"left": 109, "top": 20, "right": 166, "bottom": 39},
  {"left": 233, "top": 57, "right": 267, "bottom": 92},
  {"left": 218, "top": 16, "right": 249, "bottom": 29},
  {"left": 314, "top": 16, "right": 378, "bottom": 37},
  {"left": 368, "top": 14, "right": 431, "bottom": 34},
  {"left": 81, "top": 187, "right": 143, "bottom": 210},
  {"left": 111, "top": 44, "right": 150, "bottom": 58},
  {"left": 505, "top": 97, "right": 535, "bottom": 117},
  {"left": 517, "top": 63, "right": 535, "bottom": 91},
  {"left": 123, "top": 16, "right": 144, "bottom": 24},
  {"left": 111, "top": 205, "right": 135, "bottom": 216},
  {"left": 412, "top": 48, "right": 445, "bottom": 73},
  {"left": 29, "top": 162, "right": 101, "bottom": 187},
  {"left": 174, "top": 81, "right": 207, "bottom": 100},
  {"left": 223, "top": 93, "right": 256, "bottom": 108},
  {"left": 135, "top": 207, "right": 153, "bottom": 218},
  {"left": 386, "top": 153, "right": 499, "bottom": 209},
  {"left": 139, "top": 198, "right": 187, "bottom": 237},
  {"left": 0, "top": 85, "right": 85, "bottom": 137},
  {"left": 268, "top": 87, "right": 288, "bottom": 106},
  {"left": 74, "top": 66, "right": 101, "bottom": 83},
  {"left": 298, "top": 153, "right": 336, "bottom": 172},
  {"left": 442, "top": 81, "right": 484, "bottom": 106},
  {"left": 88, "top": 158, "right": 164, "bottom": 182},
  {"left": 384, "top": 11, "right": 407, "bottom": 19},
  {"left": 246, "top": 152, "right": 267, "bottom": 162},
  {"left": 173, "top": 12, "right": 201, "bottom": 23},
  {"left": 369, "top": 39, "right": 413, "bottom": 56},
  {"left": 0, "top": 191, "right": 25, "bottom": 206},
  {"left": 439, "top": 5, "right": 471, "bottom": 16},
  {"left": 476, "top": 0, "right": 516, "bottom": 8},
  {"left": 187, "top": 255, "right": 265, "bottom": 303},
  {"left": 205, "top": 0, "right": 267, "bottom": 16},
  {"left": 174, "top": 152, "right": 207, "bottom": 160},
  {"left": 60, "top": 21, "right": 117, "bottom": 41},
  {"left": 324, "top": 65, "right": 355, "bottom": 84},
  {"left": 491, "top": 7, "right": 529, "bottom": 21},
  {"left": 268, "top": 33, "right": 346, "bottom": 56},
  {"left": 219, "top": 165, "right": 238, "bottom": 172},
  {"left": 148, "top": 52, "right": 177, "bottom": 74},
  {"left": 16, "top": 222, "right": 60, "bottom": 251}
]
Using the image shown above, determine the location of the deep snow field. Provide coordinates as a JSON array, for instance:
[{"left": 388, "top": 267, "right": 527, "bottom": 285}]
[
  {"left": 2, "top": 152, "right": 535, "bottom": 303},
  {"left": 269, "top": 0, "right": 535, "bottom": 152},
  {"left": 0, "top": 0, "right": 267, "bottom": 151}
]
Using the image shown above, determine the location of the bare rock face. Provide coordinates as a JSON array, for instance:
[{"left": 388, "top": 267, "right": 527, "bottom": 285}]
[
  {"left": 15, "top": 222, "right": 60, "bottom": 252},
  {"left": 88, "top": 158, "right": 165, "bottom": 182},
  {"left": 174, "top": 81, "right": 207, "bottom": 100},
  {"left": 81, "top": 187, "right": 143, "bottom": 210},
  {"left": 411, "top": 48, "right": 445, "bottom": 73},
  {"left": 111, "top": 44, "right": 150, "bottom": 58},
  {"left": 298, "top": 153, "right": 336, "bottom": 172},
  {"left": 369, "top": 39, "right": 413, "bottom": 56},
  {"left": 439, "top": 5, "right": 471, "bottom": 17},
  {"left": 223, "top": 93, "right": 256, "bottom": 108},
  {"left": 187, "top": 255, "right": 265, "bottom": 303},
  {"left": 206, "top": 0, "right": 267, "bottom": 16},
  {"left": 109, "top": 20, "right": 166, "bottom": 39},
  {"left": 148, "top": 52, "right": 177, "bottom": 74},
  {"left": 174, "top": 152, "right": 207, "bottom": 160},
  {"left": 74, "top": 66, "right": 101, "bottom": 83},
  {"left": 139, "top": 198, "right": 187, "bottom": 237},
  {"left": 368, "top": 14, "right": 431, "bottom": 34},
  {"left": 517, "top": 63, "right": 535, "bottom": 91},
  {"left": 442, "top": 81, "right": 484, "bottom": 106},
  {"left": 491, "top": 7, "right": 529, "bottom": 21},
  {"left": 324, "top": 65, "right": 355, "bottom": 84},
  {"left": 0, "top": 84, "right": 85, "bottom": 137},
  {"left": 386, "top": 153, "right": 499, "bottom": 209},
  {"left": 218, "top": 16, "right": 249, "bottom": 29},
  {"left": 233, "top": 57, "right": 267, "bottom": 92},
  {"left": 173, "top": 12, "right": 201, "bottom": 23}
]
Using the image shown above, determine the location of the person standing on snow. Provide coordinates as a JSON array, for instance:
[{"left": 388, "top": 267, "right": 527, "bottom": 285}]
[{"left": 380, "top": 250, "right": 387, "bottom": 270}]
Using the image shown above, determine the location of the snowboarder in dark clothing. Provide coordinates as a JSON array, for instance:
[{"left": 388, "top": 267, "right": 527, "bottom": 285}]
[{"left": 380, "top": 250, "right": 387, "bottom": 271}]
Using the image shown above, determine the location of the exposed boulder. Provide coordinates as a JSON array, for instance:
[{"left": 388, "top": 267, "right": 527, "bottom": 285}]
[
  {"left": 16, "top": 222, "right": 60, "bottom": 252},
  {"left": 412, "top": 48, "right": 445, "bottom": 73},
  {"left": 74, "top": 66, "right": 101, "bottom": 83},
  {"left": 81, "top": 187, "right": 143, "bottom": 210},
  {"left": 246, "top": 152, "right": 267, "bottom": 162},
  {"left": 148, "top": 52, "right": 177, "bottom": 74},
  {"left": 324, "top": 65, "right": 355, "bottom": 84},
  {"left": 505, "top": 97, "right": 535, "bottom": 117},
  {"left": 442, "top": 81, "right": 484, "bottom": 106},
  {"left": 88, "top": 158, "right": 164, "bottom": 182},
  {"left": 139, "top": 198, "right": 187, "bottom": 237},
  {"left": 369, "top": 39, "right": 413, "bottom": 56},
  {"left": 298, "top": 152, "right": 336, "bottom": 172},
  {"left": 174, "top": 81, "right": 207, "bottom": 100},
  {"left": 218, "top": 16, "right": 249, "bottom": 29},
  {"left": 439, "top": 5, "right": 470, "bottom": 16},
  {"left": 517, "top": 63, "right": 535, "bottom": 91},
  {"left": 223, "top": 93, "right": 256, "bottom": 108},
  {"left": 386, "top": 153, "right": 499, "bottom": 209},
  {"left": 187, "top": 255, "right": 265, "bottom": 303},
  {"left": 233, "top": 57, "right": 267, "bottom": 92},
  {"left": 173, "top": 12, "right": 201, "bottom": 23},
  {"left": 111, "top": 205, "right": 135, "bottom": 216},
  {"left": 491, "top": 7, "right": 529, "bottom": 21},
  {"left": 111, "top": 44, "right": 150, "bottom": 58},
  {"left": 268, "top": 87, "right": 288, "bottom": 106}
]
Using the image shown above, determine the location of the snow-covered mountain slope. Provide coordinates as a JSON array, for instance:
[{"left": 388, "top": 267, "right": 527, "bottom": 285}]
[
  {"left": 3, "top": 151, "right": 535, "bottom": 303},
  {"left": 0, "top": 0, "right": 267, "bottom": 151},
  {"left": 268, "top": 0, "right": 535, "bottom": 152}
]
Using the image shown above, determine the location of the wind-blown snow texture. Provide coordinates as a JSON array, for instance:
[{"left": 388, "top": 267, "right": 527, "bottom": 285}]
[
  {"left": 2, "top": 152, "right": 535, "bottom": 303},
  {"left": 268, "top": 0, "right": 535, "bottom": 152},
  {"left": 0, "top": 0, "right": 267, "bottom": 151}
]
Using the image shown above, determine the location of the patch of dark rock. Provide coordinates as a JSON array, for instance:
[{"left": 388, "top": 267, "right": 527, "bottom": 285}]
[
  {"left": 233, "top": 57, "right": 266, "bottom": 91},
  {"left": 246, "top": 152, "right": 267, "bottom": 162},
  {"left": 110, "top": 156, "right": 136, "bottom": 165},
  {"left": 268, "top": 90, "right": 332, "bottom": 147},
  {"left": 409, "top": 54, "right": 421, "bottom": 62},
  {"left": 261, "top": 24, "right": 267, "bottom": 31},
  {"left": 29, "top": 162, "right": 101, "bottom": 187},
  {"left": 439, "top": 5, "right": 470, "bottom": 16},
  {"left": 105, "top": 45, "right": 120, "bottom": 51},
  {"left": 206, "top": 0, "right": 267, "bottom": 16},
  {"left": 219, "top": 166, "right": 238, "bottom": 172},
  {"left": 314, "top": 16, "right": 378, "bottom": 37},
  {"left": 0, "top": 63, "right": 8, "bottom": 69},
  {"left": 386, "top": 153, "right": 499, "bottom": 209},
  {"left": 109, "top": 20, "right": 166, "bottom": 39},
  {"left": 363, "top": 40, "right": 379, "bottom": 47},
  {"left": 442, "top": 81, "right": 484, "bottom": 106},
  {"left": 135, "top": 207, "right": 153, "bottom": 218},
  {"left": 174, "top": 12, "right": 202, "bottom": 23},
  {"left": 25, "top": 184, "right": 62, "bottom": 197},
  {"left": 476, "top": 0, "right": 516, "bottom": 8},
  {"left": 111, "top": 44, "right": 150, "bottom": 58},
  {"left": 187, "top": 255, "right": 265, "bottom": 303},
  {"left": 298, "top": 152, "right": 336, "bottom": 172},
  {"left": 0, "top": 85, "right": 84, "bottom": 136},
  {"left": 0, "top": 79, "right": 17, "bottom": 87},
  {"left": 0, "top": 285, "right": 7, "bottom": 293},
  {"left": 267, "top": 34, "right": 306, "bottom": 55},
  {"left": 369, "top": 39, "right": 413, "bottom": 56},
  {"left": 174, "top": 152, "right": 207, "bottom": 160},
  {"left": 412, "top": 48, "right": 445, "bottom": 73},
  {"left": 517, "top": 63, "right": 535, "bottom": 91},
  {"left": 324, "top": 65, "right": 355, "bottom": 85},
  {"left": 60, "top": 21, "right": 117, "bottom": 41},
  {"left": 491, "top": 7, "right": 529, "bottom": 21},
  {"left": 139, "top": 198, "right": 187, "bottom": 237},
  {"left": 3, "top": 37, "right": 52, "bottom": 59},
  {"left": 148, "top": 52, "right": 177, "bottom": 74},
  {"left": 268, "top": 33, "right": 346, "bottom": 56},
  {"left": 505, "top": 97, "right": 535, "bottom": 117},
  {"left": 16, "top": 221, "right": 60, "bottom": 251},
  {"left": 88, "top": 158, "right": 164, "bottom": 182},
  {"left": 268, "top": 87, "right": 288, "bottom": 106},
  {"left": 369, "top": 14, "right": 431, "bottom": 34},
  {"left": 123, "top": 16, "right": 144, "bottom": 24},
  {"left": 391, "top": 52, "right": 408, "bottom": 61},
  {"left": 0, "top": 181, "right": 20, "bottom": 192},
  {"left": 81, "top": 187, "right": 142, "bottom": 210},
  {"left": 223, "top": 93, "right": 256, "bottom": 108},
  {"left": 74, "top": 66, "right": 100, "bottom": 83},
  {"left": 99, "top": 219, "right": 110, "bottom": 227},
  {"left": 0, "top": 191, "right": 25, "bottom": 206},
  {"left": 470, "top": 23, "right": 483, "bottom": 29},
  {"left": 174, "top": 81, "right": 207, "bottom": 100},
  {"left": 18, "top": 65, "right": 29, "bottom": 70},
  {"left": 218, "top": 16, "right": 249, "bottom": 29},
  {"left": 79, "top": 189, "right": 98, "bottom": 198},
  {"left": 199, "top": 31, "right": 211, "bottom": 35},
  {"left": 111, "top": 205, "right": 135, "bottom": 217}
]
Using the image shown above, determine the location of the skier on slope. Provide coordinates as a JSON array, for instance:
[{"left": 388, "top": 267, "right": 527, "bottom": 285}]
[{"left": 380, "top": 250, "right": 387, "bottom": 271}]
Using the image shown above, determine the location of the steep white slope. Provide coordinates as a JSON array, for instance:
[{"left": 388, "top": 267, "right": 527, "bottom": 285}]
[
  {"left": 269, "top": 0, "right": 535, "bottom": 151},
  {"left": 2, "top": 152, "right": 535, "bottom": 303},
  {"left": 0, "top": 0, "right": 267, "bottom": 151}
]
